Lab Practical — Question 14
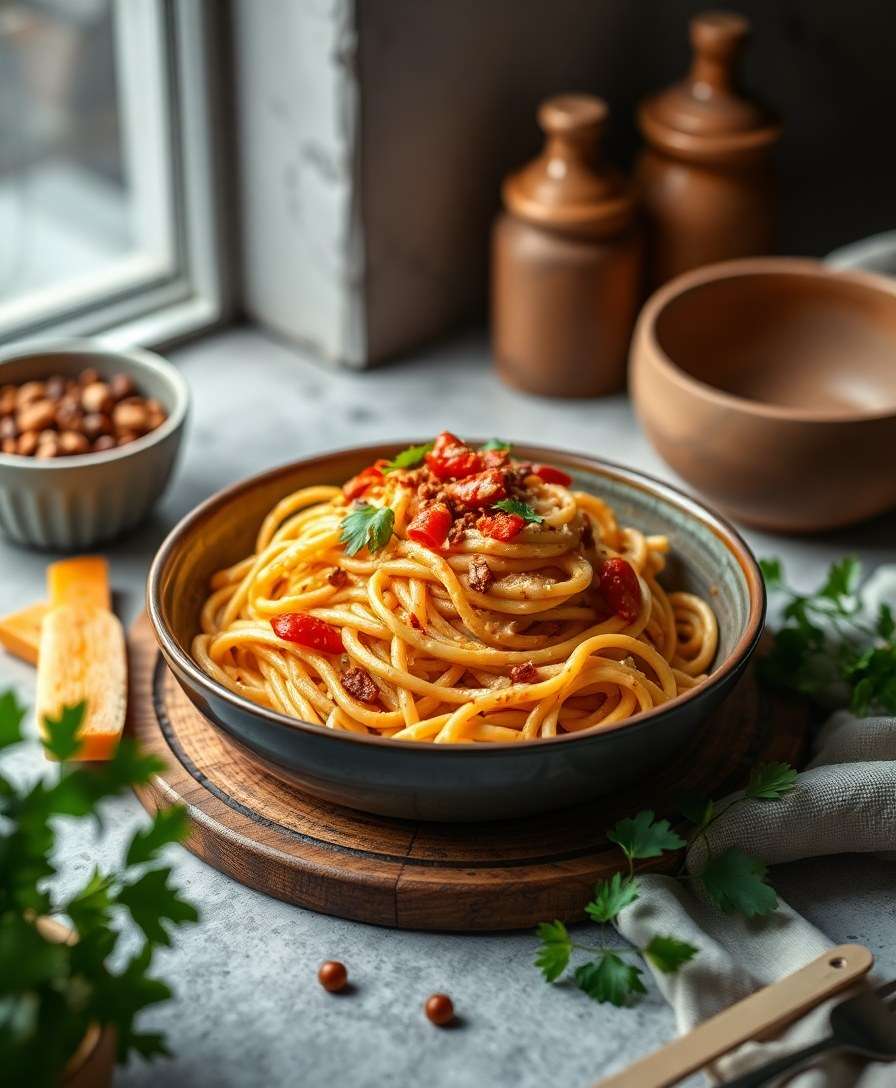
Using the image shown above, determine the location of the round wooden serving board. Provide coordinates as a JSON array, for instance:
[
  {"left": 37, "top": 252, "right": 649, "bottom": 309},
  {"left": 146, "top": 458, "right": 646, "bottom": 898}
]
[{"left": 128, "top": 613, "right": 810, "bottom": 931}]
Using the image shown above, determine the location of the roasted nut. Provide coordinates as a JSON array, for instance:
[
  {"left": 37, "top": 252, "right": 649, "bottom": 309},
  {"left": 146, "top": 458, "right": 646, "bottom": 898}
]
[
  {"left": 424, "top": 994, "right": 455, "bottom": 1026},
  {"left": 82, "top": 412, "right": 112, "bottom": 439},
  {"left": 35, "top": 437, "right": 59, "bottom": 459},
  {"left": 55, "top": 402, "right": 83, "bottom": 430},
  {"left": 17, "top": 400, "right": 57, "bottom": 433},
  {"left": 81, "top": 381, "right": 113, "bottom": 415},
  {"left": 109, "top": 373, "right": 135, "bottom": 401},
  {"left": 317, "top": 961, "right": 348, "bottom": 992},
  {"left": 38, "top": 428, "right": 57, "bottom": 443},
  {"left": 116, "top": 431, "right": 139, "bottom": 446},
  {"left": 16, "top": 431, "right": 39, "bottom": 456},
  {"left": 16, "top": 381, "right": 45, "bottom": 407},
  {"left": 0, "top": 389, "right": 16, "bottom": 416},
  {"left": 93, "top": 434, "right": 117, "bottom": 452},
  {"left": 2, "top": 437, "right": 16, "bottom": 455},
  {"left": 45, "top": 376, "right": 66, "bottom": 400},
  {"left": 112, "top": 401, "right": 149, "bottom": 434},
  {"left": 145, "top": 397, "right": 167, "bottom": 429},
  {"left": 0, "top": 416, "right": 17, "bottom": 440},
  {"left": 78, "top": 367, "right": 100, "bottom": 386},
  {"left": 58, "top": 431, "right": 90, "bottom": 456}
]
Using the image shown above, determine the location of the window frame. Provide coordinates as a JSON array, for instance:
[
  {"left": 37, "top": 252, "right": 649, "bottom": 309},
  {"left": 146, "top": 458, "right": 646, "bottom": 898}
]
[{"left": 1, "top": 0, "right": 233, "bottom": 351}]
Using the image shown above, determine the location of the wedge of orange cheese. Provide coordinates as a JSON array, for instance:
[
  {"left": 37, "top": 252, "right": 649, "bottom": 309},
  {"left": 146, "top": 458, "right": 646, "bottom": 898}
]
[
  {"left": 35, "top": 556, "right": 127, "bottom": 761},
  {"left": 0, "top": 601, "right": 48, "bottom": 665}
]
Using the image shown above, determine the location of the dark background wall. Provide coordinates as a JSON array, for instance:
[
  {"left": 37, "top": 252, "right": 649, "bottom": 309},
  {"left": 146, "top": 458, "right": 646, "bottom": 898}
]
[{"left": 358, "top": 0, "right": 896, "bottom": 361}]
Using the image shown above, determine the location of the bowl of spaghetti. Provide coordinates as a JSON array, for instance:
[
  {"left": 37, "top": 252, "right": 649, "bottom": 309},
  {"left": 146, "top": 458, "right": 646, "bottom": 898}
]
[{"left": 147, "top": 435, "right": 764, "bottom": 820}]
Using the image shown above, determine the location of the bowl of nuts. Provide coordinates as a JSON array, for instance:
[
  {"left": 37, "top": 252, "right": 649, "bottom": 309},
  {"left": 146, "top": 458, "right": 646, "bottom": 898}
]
[{"left": 0, "top": 340, "right": 189, "bottom": 549}]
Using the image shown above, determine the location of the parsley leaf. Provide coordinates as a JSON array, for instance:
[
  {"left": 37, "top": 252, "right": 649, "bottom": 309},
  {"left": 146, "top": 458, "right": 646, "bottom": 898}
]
[
  {"left": 0, "top": 690, "right": 27, "bottom": 750},
  {"left": 534, "top": 920, "right": 571, "bottom": 982},
  {"left": 117, "top": 867, "right": 199, "bottom": 947},
  {"left": 758, "top": 557, "right": 782, "bottom": 588},
  {"left": 492, "top": 498, "right": 543, "bottom": 524},
  {"left": 126, "top": 806, "right": 191, "bottom": 867},
  {"left": 607, "top": 810, "right": 686, "bottom": 860},
  {"left": 585, "top": 873, "right": 639, "bottom": 923},
  {"left": 1, "top": 687, "right": 198, "bottom": 1081},
  {"left": 819, "top": 556, "right": 860, "bottom": 602},
  {"left": 643, "top": 935, "right": 699, "bottom": 974},
  {"left": 381, "top": 442, "right": 434, "bottom": 473},
  {"left": 745, "top": 761, "right": 797, "bottom": 801},
  {"left": 701, "top": 847, "right": 777, "bottom": 918},
  {"left": 41, "top": 703, "right": 87, "bottom": 762},
  {"left": 878, "top": 602, "right": 895, "bottom": 641},
  {"left": 575, "top": 954, "right": 646, "bottom": 1006},
  {"left": 340, "top": 503, "right": 395, "bottom": 556},
  {"left": 481, "top": 438, "right": 511, "bottom": 451}
]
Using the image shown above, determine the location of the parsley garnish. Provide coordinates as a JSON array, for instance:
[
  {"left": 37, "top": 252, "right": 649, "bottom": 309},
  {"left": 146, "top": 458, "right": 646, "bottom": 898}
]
[
  {"left": 761, "top": 555, "right": 896, "bottom": 716},
  {"left": 492, "top": 498, "right": 543, "bottom": 524},
  {"left": 381, "top": 442, "right": 434, "bottom": 474},
  {"left": 340, "top": 502, "right": 395, "bottom": 556},
  {"left": 534, "top": 769, "right": 793, "bottom": 1007},
  {"left": 480, "top": 438, "right": 511, "bottom": 451},
  {"left": 0, "top": 694, "right": 198, "bottom": 1083},
  {"left": 701, "top": 848, "right": 777, "bottom": 918}
]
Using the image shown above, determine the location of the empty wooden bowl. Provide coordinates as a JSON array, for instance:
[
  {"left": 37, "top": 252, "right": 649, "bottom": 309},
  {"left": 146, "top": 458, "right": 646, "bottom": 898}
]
[{"left": 630, "top": 257, "right": 896, "bottom": 532}]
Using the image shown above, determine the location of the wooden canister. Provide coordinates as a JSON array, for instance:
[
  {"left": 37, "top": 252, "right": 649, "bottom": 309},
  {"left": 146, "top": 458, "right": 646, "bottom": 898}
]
[
  {"left": 637, "top": 11, "right": 781, "bottom": 288},
  {"left": 491, "top": 95, "right": 642, "bottom": 398}
]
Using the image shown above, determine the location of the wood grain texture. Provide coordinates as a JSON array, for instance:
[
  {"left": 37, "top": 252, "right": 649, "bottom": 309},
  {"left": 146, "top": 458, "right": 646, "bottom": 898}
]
[{"left": 128, "top": 613, "right": 810, "bottom": 932}]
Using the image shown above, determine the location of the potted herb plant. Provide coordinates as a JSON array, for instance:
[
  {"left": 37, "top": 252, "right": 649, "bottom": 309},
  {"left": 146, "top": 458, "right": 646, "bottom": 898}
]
[{"left": 0, "top": 691, "right": 198, "bottom": 1087}]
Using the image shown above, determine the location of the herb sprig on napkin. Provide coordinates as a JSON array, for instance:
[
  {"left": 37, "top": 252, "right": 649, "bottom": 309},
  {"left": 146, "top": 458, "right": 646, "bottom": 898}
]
[{"left": 536, "top": 765, "right": 795, "bottom": 1005}]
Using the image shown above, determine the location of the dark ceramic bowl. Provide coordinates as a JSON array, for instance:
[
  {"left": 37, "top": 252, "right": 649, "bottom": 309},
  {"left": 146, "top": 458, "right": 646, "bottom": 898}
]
[{"left": 147, "top": 444, "right": 764, "bottom": 821}]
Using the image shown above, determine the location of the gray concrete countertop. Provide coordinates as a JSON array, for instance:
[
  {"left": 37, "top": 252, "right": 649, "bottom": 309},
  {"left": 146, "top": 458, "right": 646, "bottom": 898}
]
[{"left": 2, "top": 326, "right": 895, "bottom": 1088}]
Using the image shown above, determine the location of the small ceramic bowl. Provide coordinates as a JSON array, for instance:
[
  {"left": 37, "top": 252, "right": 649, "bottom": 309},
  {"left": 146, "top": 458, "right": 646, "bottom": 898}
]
[
  {"left": 630, "top": 258, "right": 896, "bottom": 532},
  {"left": 0, "top": 341, "right": 189, "bottom": 550},
  {"left": 148, "top": 443, "right": 765, "bottom": 821},
  {"left": 827, "top": 230, "right": 896, "bottom": 278}
]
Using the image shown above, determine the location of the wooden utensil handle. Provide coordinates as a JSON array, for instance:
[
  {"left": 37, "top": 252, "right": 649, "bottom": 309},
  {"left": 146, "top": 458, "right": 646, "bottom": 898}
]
[{"left": 594, "top": 944, "right": 873, "bottom": 1088}]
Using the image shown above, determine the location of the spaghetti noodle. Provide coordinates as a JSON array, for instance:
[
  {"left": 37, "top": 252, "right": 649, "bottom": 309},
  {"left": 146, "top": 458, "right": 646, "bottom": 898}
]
[{"left": 193, "top": 434, "right": 719, "bottom": 744}]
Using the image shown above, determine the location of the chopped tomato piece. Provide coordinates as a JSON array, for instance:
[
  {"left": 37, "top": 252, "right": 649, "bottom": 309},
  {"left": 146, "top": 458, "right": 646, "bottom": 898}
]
[
  {"left": 481, "top": 448, "right": 510, "bottom": 470},
  {"left": 597, "top": 557, "right": 642, "bottom": 623},
  {"left": 477, "top": 511, "right": 525, "bottom": 541},
  {"left": 271, "top": 613, "right": 344, "bottom": 654},
  {"left": 533, "top": 463, "right": 572, "bottom": 487},
  {"left": 425, "top": 431, "right": 485, "bottom": 480},
  {"left": 407, "top": 502, "right": 453, "bottom": 550},
  {"left": 446, "top": 468, "right": 507, "bottom": 510},
  {"left": 343, "top": 459, "right": 387, "bottom": 500}
]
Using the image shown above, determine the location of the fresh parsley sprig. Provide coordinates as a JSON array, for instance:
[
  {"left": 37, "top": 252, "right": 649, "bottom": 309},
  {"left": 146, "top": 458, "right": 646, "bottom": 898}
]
[
  {"left": 493, "top": 498, "right": 543, "bottom": 524},
  {"left": 760, "top": 556, "right": 896, "bottom": 715},
  {"left": 340, "top": 502, "right": 395, "bottom": 556},
  {"left": 381, "top": 442, "right": 434, "bottom": 474},
  {"left": 535, "top": 766, "right": 795, "bottom": 1006},
  {"left": 480, "top": 438, "right": 511, "bottom": 451},
  {"left": 0, "top": 693, "right": 198, "bottom": 1086}
]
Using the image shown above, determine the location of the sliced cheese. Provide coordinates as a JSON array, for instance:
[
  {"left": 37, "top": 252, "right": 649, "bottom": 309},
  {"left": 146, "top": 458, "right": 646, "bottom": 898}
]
[
  {"left": 47, "top": 556, "right": 111, "bottom": 612},
  {"left": 0, "top": 601, "right": 48, "bottom": 665},
  {"left": 37, "top": 604, "right": 127, "bottom": 762}
]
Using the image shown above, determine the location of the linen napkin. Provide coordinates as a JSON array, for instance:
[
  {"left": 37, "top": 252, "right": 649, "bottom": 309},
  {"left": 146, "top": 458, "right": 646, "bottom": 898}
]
[{"left": 616, "top": 567, "right": 896, "bottom": 1086}]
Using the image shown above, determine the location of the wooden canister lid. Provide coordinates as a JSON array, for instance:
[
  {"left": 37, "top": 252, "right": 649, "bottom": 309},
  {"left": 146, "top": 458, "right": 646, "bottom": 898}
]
[
  {"left": 639, "top": 11, "right": 780, "bottom": 164},
  {"left": 503, "top": 95, "right": 636, "bottom": 238}
]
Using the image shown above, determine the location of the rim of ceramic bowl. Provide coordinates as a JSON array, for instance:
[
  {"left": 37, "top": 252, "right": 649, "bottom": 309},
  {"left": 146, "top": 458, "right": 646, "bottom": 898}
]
[
  {"left": 0, "top": 339, "right": 189, "bottom": 470},
  {"left": 638, "top": 256, "right": 896, "bottom": 425},
  {"left": 147, "top": 442, "right": 766, "bottom": 755}
]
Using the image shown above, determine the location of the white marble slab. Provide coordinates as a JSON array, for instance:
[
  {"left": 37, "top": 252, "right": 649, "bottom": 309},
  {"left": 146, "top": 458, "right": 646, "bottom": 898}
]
[{"left": 1, "top": 326, "right": 894, "bottom": 1087}]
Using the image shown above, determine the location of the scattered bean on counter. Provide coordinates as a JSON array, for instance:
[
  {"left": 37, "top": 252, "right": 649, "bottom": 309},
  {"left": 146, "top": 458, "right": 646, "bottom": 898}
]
[
  {"left": 424, "top": 993, "right": 455, "bottom": 1026},
  {"left": 317, "top": 960, "right": 348, "bottom": 992},
  {"left": 0, "top": 369, "right": 167, "bottom": 459}
]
